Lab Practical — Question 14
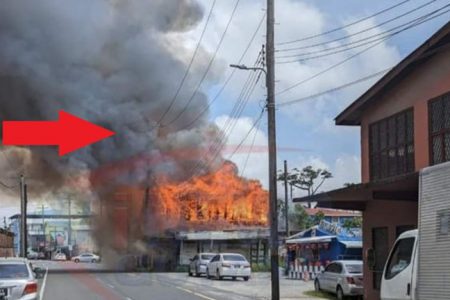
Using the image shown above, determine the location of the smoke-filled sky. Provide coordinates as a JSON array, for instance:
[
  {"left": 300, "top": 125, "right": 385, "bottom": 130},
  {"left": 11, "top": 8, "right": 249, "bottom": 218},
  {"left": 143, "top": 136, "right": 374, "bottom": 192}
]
[{"left": 0, "top": 0, "right": 449, "bottom": 221}]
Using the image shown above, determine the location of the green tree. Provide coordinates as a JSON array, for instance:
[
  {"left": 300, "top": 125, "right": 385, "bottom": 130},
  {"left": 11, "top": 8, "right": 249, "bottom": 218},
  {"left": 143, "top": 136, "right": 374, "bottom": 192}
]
[{"left": 342, "top": 216, "right": 363, "bottom": 230}]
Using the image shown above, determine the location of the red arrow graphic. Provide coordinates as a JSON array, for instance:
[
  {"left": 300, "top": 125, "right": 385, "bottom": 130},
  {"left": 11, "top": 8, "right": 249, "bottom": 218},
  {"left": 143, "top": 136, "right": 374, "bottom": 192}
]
[{"left": 2, "top": 110, "right": 115, "bottom": 156}]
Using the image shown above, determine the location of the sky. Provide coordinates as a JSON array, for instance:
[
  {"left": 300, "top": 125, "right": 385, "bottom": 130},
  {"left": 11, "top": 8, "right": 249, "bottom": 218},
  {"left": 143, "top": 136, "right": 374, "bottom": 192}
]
[
  {"left": 0, "top": 0, "right": 449, "bottom": 223},
  {"left": 187, "top": 0, "right": 449, "bottom": 198}
]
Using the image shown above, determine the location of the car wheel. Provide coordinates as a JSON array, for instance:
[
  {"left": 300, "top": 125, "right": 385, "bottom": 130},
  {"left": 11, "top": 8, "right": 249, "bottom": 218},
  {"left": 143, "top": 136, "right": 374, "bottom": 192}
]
[
  {"left": 243, "top": 276, "right": 249, "bottom": 281},
  {"left": 74, "top": 259, "right": 80, "bottom": 263},
  {"left": 91, "top": 259, "right": 97, "bottom": 263},
  {"left": 314, "top": 279, "right": 321, "bottom": 292},
  {"left": 336, "top": 286, "right": 345, "bottom": 300},
  {"left": 216, "top": 269, "right": 223, "bottom": 280},
  {"left": 232, "top": 276, "right": 237, "bottom": 281},
  {"left": 195, "top": 267, "right": 200, "bottom": 277}
]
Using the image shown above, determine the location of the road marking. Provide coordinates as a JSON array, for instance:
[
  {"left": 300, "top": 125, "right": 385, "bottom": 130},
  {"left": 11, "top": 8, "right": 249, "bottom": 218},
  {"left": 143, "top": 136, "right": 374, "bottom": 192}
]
[
  {"left": 106, "top": 283, "right": 115, "bottom": 289},
  {"left": 193, "top": 292, "right": 216, "bottom": 300},
  {"left": 176, "top": 287, "right": 193, "bottom": 294},
  {"left": 125, "top": 298, "right": 133, "bottom": 300},
  {"left": 176, "top": 287, "right": 216, "bottom": 300},
  {"left": 39, "top": 267, "right": 48, "bottom": 300}
]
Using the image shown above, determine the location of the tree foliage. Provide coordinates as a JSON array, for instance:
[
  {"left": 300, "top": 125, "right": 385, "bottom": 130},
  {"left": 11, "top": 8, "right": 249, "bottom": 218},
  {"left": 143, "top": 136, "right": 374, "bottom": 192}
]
[{"left": 342, "top": 216, "right": 362, "bottom": 229}]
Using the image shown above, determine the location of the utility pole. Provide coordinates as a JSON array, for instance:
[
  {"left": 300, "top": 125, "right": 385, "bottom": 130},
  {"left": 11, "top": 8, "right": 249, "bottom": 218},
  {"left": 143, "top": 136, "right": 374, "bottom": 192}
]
[
  {"left": 267, "top": 0, "right": 280, "bottom": 299},
  {"left": 284, "top": 160, "right": 289, "bottom": 237},
  {"left": 229, "top": 2, "right": 279, "bottom": 297},
  {"left": 20, "top": 175, "right": 28, "bottom": 257},
  {"left": 42, "top": 204, "right": 46, "bottom": 253},
  {"left": 68, "top": 196, "right": 72, "bottom": 257}
]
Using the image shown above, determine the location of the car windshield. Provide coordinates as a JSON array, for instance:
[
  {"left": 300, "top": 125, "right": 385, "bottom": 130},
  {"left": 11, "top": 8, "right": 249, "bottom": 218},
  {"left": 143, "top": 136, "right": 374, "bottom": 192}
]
[
  {"left": 223, "top": 255, "right": 246, "bottom": 262},
  {"left": 201, "top": 254, "right": 214, "bottom": 260},
  {"left": 0, "top": 264, "right": 29, "bottom": 279},
  {"left": 345, "top": 264, "right": 363, "bottom": 274}
]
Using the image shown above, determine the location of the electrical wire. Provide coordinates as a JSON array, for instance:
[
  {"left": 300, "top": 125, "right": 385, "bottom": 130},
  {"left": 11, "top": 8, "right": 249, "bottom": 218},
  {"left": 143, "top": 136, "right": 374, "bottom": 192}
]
[
  {"left": 276, "top": 0, "right": 439, "bottom": 52},
  {"left": 156, "top": 0, "right": 217, "bottom": 125},
  {"left": 161, "top": 0, "right": 241, "bottom": 127},
  {"left": 238, "top": 116, "right": 263, "bottom": 177},
  {"left": 276, "top": 6, "right": 450, "bottom": 63},
  {"left": 277, "top": 68, "right": 392, "bottom": 107},
  {"left": 180, "top": 13, "right": 266, "bottom": 129},
  {"left": 276, "top": 0, "right": 412, "bottom": 45}
]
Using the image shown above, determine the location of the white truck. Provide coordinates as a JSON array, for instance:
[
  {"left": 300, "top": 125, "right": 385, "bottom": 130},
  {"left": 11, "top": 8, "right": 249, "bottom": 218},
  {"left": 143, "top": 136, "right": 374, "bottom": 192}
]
[{"left": 381, "top": 161, "right": 450, "bottom": 300}]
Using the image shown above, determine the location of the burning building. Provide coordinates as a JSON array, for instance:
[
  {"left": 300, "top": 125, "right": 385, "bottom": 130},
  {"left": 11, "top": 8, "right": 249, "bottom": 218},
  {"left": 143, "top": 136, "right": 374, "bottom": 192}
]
[{"left": 0, "top": 0, "right": 269, "bottom": 269}]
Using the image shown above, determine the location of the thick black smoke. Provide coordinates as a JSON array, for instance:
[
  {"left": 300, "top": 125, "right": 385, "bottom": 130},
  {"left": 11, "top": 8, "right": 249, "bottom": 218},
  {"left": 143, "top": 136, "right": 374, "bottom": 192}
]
[{"left": 0, "top": 0, "right": 225, "bottom": 196}]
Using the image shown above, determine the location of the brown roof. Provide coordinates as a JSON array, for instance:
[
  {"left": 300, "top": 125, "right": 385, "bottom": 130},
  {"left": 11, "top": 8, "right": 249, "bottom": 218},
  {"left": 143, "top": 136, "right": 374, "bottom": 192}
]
[
  {"left": 304, "top": 207, "right": 361, "bottom": 217},
  {"left": 336, "top": 21, "right": 450, "bottom": 126}
]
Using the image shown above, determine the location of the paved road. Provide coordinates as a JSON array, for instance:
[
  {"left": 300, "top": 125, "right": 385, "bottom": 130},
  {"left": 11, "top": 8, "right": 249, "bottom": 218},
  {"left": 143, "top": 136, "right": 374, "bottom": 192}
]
[{"left": 31, "top": 260, "right": 323, "bottom": 300}]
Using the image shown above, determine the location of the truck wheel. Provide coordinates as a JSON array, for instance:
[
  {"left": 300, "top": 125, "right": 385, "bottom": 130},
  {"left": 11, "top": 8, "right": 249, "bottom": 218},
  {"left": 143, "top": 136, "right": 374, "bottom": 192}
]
[{"left": 243, "top": 276, "right": 249, "bottom": 281}]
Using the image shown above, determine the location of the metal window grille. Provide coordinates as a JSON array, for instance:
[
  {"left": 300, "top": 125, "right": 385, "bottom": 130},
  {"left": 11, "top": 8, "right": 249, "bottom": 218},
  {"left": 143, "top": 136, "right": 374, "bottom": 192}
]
[
  {"left": 429, "top": 91, "right": 450, "bottom": 165},
  {"left": 369, "top": 108, "right": 415, "bottom": 180}
]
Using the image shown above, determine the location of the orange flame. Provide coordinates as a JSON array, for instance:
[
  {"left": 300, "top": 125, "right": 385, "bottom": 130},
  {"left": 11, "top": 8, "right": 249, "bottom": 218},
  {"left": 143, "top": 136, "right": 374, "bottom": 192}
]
[{"left": 152, "top": 161, "right": 268, "bottom": 227}]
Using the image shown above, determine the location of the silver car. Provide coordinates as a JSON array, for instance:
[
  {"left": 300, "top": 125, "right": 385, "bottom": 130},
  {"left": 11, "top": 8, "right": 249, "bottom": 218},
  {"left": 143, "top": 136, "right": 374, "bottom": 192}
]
[
  {"left": 188, "top": 253, "right": 215, "bottom": 277},
  {"left": 0, "top": 258, "right": 41, "bottom": 300},
  {"left": 71, "top": 253, "right": 100, "bottom": 263},
  {"left": 314, "top": 260, "right": 363, "bottom": 300}
]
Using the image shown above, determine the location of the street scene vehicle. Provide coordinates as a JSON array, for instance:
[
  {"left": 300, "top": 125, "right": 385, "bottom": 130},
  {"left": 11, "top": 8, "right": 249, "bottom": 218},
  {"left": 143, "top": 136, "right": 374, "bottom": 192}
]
[
  {"left": 188, "top": 253, "right": 215, "bottom": 277},
  {"left": 381, "top": 162, "right": 450, "bottom": 300},
  {"left": 206, "top": 253, "right": 251, "bottom": 281},
  {"left": 0, "top": 258, "right": 40, "bottom": 300},
  {"left": 26, "top": 250, "right": 38, "bottom": 260},
  {"left": 71, "top": 253, "right": 100, "bottom": 263},
  {"left": 314, "top": 260, "right": 363, "bottom": 300},
  {"left": 52, "top": 253, "right": 67, "bottom": 261}
]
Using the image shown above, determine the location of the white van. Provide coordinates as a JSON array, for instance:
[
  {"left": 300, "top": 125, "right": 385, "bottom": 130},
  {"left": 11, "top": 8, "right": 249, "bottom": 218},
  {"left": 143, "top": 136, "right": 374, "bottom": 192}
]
[
  {"left": 380, "top": 229, "right": 418, "bottom": 300},
  {"left": 381, "top": 162, "right": 450, "bottom": 300}
]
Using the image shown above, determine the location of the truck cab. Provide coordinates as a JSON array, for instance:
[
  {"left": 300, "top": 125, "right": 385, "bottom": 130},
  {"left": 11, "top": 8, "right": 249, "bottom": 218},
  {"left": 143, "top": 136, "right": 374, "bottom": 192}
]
[{"left": 380, "top": 229, "right": 418, "bottom": 300}]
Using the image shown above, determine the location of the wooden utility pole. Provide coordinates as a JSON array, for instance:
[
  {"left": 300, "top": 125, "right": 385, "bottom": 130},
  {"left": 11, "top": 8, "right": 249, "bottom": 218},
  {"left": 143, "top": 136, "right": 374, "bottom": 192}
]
[
  {"left": 266, "top": 0, "right": 280, "bottom": 299},
  {"left": 20, "top": 175, "right": 27, "bottom": 257},
  {"left": 284, "top": 160, "right": 289, "bottom": 237}
]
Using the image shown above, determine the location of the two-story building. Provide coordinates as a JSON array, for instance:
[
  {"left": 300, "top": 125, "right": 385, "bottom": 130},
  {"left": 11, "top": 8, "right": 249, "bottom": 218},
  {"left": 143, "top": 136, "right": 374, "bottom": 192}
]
[{"left": 294, "top": 21, "right": 450, "bottom": 300}]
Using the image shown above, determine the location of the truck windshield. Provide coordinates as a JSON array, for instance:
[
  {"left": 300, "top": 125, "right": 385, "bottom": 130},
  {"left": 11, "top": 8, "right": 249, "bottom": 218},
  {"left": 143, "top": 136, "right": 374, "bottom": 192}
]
[{"left": 385, "top": 237, "right": 415, "bottom": 280}]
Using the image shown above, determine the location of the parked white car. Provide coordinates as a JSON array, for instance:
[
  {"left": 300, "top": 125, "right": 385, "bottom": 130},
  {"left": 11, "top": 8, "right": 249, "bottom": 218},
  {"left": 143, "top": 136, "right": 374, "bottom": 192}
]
[
  {"left": 314, "top": 260, "right": 363, "bottom": 300},
  {"left": 53, "top": 253, "right": 67, "bottom": 261},
  {"left": 189, "top": 253, "right": 215, "bottom": 277},
  {"left": 206, "top": 253, "right": 251, "bottom": 281},
  {"left": 0, "top": 258, "right": 41, "bottom": 300},
  {"left": 71, "top": 253, "right": 100, "bottom": 263}
]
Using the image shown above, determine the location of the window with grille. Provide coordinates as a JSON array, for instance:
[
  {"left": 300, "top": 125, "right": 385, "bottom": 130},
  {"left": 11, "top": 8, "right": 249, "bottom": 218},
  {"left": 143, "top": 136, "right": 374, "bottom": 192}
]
[
  {"left": 369, "top": 109, "right": 414, "bottom": 181},
  {"left": 429, "top": 91, "right": 450, "bottom": 165}
]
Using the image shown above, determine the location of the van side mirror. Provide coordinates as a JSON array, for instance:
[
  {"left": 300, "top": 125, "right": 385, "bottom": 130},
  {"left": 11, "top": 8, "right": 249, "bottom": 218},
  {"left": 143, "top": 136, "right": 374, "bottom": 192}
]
[{"left": 366, "top": 248, "right": 376, "bottom": 271}]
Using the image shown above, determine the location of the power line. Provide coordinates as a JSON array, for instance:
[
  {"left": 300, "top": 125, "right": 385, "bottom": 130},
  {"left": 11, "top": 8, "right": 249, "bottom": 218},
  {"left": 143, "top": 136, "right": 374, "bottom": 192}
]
[
  {"left": 277, "top": 68, "right": 391, "bottom": 107},
  {"left": 276, "top": 0, "right": 439, "bottom": 52},
  {"left": 239, "top": 117, "right": 263, "bottom": 177},
  {"left": 155, "top": 0, "right": 217, "bottom": 125},
  {"left": 276, "top": 6, "right": 450, "bottom": 63},
  {"left": 277, "top": 33, "right": 450, "bottom": 108},
  {"left": 181, "top": 13, "right": 266, "bottom": 129},
  {"left": 162, "top": 0, "right": 241, "bottom": 127},
  {"left": 276, "top": 0, "right": 411, "bottom": 45},
  {"left": 276, "top": 38, "right": 387, "bottom": 96}
]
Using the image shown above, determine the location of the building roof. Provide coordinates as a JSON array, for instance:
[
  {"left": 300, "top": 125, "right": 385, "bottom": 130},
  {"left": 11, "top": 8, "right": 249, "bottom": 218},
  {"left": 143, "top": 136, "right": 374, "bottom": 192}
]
[
  {"left": 0, "top": 228, "right": 14, "bottom": 237},
  {"left": 304, "top": 207, "right": 361, "bottom": 217},
  {"left": 293, "top": 172, "right": 419, "bottom": 211},
  {"left": 336, "top": 21, "right": 450, "bottom": 125}
]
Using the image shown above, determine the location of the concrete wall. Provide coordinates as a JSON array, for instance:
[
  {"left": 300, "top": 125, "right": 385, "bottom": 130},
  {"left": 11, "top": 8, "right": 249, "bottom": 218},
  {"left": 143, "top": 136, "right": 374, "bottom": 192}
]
[
  {"left": 360, "top": 48, "right": 450, "bottom": 183},
  {"left": 362, "top": 200, "right": 418, "bottom": 300}
]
